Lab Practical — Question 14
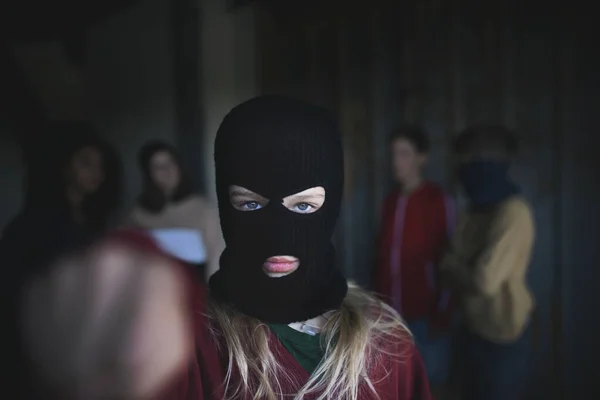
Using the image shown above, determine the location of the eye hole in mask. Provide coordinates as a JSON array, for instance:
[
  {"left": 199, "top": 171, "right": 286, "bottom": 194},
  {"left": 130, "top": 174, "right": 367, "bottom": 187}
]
[{"left": 229, "top": 185, "right": 325, "bottom": 214}]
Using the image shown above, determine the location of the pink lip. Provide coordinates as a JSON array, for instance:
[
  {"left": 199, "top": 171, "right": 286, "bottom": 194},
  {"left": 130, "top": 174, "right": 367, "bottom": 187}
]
[{"left": 262, "top": 256, "right": 299, "bottom": 273}]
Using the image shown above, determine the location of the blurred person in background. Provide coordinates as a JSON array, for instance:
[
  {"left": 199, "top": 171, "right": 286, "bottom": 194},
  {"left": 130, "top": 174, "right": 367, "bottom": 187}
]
[
  {"left": 127, "top": 140, "right": 223, "bottom": 281},
  {"left": 20, "top": 96, "right": 432, "bottom": 400},
  {"left": 2, "top": 121, "right": 121, "bottom": 283},
  {"left": 440, "top": 125, "right": 535, "bottom": 400},
  {"left": 1, "top": 121, "right": 121, "bottom": 398},
  {"left": 373, "top": 125, "right": 457, "bottom": 396}
]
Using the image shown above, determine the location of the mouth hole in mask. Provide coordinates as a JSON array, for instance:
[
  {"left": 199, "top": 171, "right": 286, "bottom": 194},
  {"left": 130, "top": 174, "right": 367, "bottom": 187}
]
[
  {"left": 262, "top": 255, "right": 300, "bottom": 278},
  {"left": 229, "top": 185, "right": 325, "bottom": 214}
]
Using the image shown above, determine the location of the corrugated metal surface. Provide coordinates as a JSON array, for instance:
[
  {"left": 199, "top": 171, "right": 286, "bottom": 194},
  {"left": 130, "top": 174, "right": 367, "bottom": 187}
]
[{"left": 256, "top": 2, "right": 598, "bottom": 398}]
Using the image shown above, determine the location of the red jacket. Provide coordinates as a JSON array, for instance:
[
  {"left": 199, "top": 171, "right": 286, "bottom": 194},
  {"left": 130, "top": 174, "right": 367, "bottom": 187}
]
[
  {"left": 374, "top": 182, "right": 456, "bottom": 324},
  {"left": 119, "top": 230, "right": 433, "bottom": 400}
]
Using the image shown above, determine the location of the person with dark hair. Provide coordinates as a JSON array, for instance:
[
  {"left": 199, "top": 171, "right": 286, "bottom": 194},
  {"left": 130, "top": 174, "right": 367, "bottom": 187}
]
[
  {"left": 389, "top": 124, "right": 431, "bottom": 155},
  {"left": 1, "top": 121, "right": 122, "bottom": 399},
  {"left": 373, "top": 125, "right": 457, "bottom": 394},
  {"left": 2, "top": 121, "right": 121, "bottom": 280},
  {"left": 440, "top": 125, "right": 535, "bottom": 400},
  {"left": 128, "top": 140, "right": 223, "bottom": 281}
]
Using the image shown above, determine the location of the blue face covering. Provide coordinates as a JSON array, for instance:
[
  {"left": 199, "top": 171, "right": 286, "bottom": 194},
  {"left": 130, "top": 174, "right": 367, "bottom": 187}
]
[{"left": 458, "top": 160, "right": 520, "bottom": 208}]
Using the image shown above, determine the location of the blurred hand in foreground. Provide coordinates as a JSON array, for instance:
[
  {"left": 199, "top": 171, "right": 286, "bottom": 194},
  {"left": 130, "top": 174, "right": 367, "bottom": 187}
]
[{"left": 21, "top": 243, "right": 192, "bottom": 400}]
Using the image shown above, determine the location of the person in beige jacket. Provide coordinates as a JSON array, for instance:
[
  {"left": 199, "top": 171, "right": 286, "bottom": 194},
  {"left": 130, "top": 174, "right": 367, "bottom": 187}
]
[
  {"left": 127, "top": 140, "right": 224, "bottom": 281},
  {"left": 440, "top": 125, "right": 535, "bottom": 400}
]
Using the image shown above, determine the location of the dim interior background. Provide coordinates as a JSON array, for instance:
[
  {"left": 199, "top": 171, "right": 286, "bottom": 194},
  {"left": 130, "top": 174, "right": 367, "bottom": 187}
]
[{"left": 0, "top": 0, "right": 597, "bottom": 398}]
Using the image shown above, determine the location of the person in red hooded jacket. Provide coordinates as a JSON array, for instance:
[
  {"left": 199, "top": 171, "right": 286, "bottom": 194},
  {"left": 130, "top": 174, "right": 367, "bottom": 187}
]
[
  {"left": 374, "top": 125, "right": 457, "bottom": 394},
  {"left": 20, "top": 96, "right": 432, "bottom": 400}
]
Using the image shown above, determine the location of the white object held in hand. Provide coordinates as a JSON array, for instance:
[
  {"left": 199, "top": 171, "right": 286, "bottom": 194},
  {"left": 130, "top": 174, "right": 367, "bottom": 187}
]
[{"left": 149, "top": 228, "right": 207, "bottom": 264}]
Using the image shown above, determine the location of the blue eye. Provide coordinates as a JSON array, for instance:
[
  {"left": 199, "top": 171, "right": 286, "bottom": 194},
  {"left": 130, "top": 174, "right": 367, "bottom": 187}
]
[
  {"left": 241, "top": 201, "right": 262, "bottom": 211},
  {"left": 293, "top": 203, "right": 313, "bottom": 213}
]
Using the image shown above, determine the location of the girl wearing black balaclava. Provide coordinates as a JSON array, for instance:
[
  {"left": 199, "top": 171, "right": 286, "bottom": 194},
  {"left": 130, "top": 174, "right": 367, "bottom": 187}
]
[
  {"left": 441, "top": 125, "right": 535, "bottom": 400},
  {"left": 20, "top": 96, "right": 432, "bottom": 400}
]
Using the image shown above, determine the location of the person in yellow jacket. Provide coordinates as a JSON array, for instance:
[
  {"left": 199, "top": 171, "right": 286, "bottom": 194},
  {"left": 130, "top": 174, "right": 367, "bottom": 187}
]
[{"left": 440, "top": 125, "right": 535, "bottom": 400}]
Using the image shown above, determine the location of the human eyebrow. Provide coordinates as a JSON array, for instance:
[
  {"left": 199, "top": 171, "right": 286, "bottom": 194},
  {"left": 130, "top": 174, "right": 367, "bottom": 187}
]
[
  {"left": 290, "top": 194, "right": 325, "bottom": 201},
  {"left": 229, "top": 187, "right": 269, "bottom": 202},
  {"left": 229, "top": 189, "right": 255, "bottom": 198}
]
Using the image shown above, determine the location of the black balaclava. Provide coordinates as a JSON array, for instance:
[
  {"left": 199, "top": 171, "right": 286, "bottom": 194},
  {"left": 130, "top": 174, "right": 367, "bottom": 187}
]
[{"left": 209, "top": 95, "right": 348, "bottom": 324}]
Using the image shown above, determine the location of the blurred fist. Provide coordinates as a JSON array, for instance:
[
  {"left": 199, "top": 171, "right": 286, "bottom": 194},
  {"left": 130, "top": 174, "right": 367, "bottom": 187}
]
[{"left": 21, "top": 243, "right": 193, "bottom": 400}]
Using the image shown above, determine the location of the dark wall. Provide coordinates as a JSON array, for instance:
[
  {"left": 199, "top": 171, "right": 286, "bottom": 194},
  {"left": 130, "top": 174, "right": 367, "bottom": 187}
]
[
  {"left": 0, "top": 0, "right": 184, "bottom": 221},
  {"left": 87, "top": 0, "right": 178, "bottom": 204},
  {"left": 256, "top": 1, "right": 599, "bottom": 397},
  {"left": 172, "top": 0, "right": 204, "bottom": 193}
]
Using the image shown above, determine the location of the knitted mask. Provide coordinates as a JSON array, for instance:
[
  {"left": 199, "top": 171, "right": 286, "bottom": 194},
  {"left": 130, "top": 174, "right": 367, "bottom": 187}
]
[{"left": 209, "top": 95, "right": 348, "bottom": 323}]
